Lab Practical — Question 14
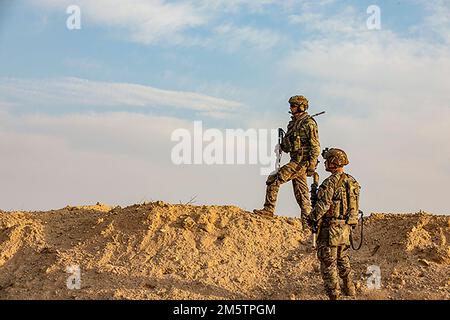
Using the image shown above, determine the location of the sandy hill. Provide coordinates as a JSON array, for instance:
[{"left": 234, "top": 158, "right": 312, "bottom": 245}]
[{"left": 0, "top": 202, "right": 449, "bottom": 300}]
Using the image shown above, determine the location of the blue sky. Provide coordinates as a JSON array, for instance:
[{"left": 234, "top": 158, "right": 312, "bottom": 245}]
[
  {"left": 0, "top": 0, "right": 449, "bottom": 215},
  {"left": 0, "top": 1, "right": 440, "bottom": 104}
]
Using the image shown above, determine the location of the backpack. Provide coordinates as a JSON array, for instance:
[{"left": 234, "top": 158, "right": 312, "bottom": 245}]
[
  {"left": 344, "top": 174, "right": 361, "bottom": 225},
  {"left": 329, "top": 173, "right": 360, "bottom": 225}
]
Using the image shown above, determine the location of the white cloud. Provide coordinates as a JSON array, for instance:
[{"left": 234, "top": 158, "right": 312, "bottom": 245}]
[
  {"left": 421, "top": 0, "right": 450, "bottom": 44},
  {"left": 278, "top": 14, "right": 450, "bottom": 214},
  {"left": 282, "top": 32, "right": 450, "bottom": 110},
  {"left": 288, "top": 5, "right": 365, "bottom": 35},
  {"left": 34, "top": 0, "right": 284, "bottom": 49},
  {"left": 62, "top": 58, "right": 107, "bottom": 73},
  {"left": 0, "top": 76, "right": 263, "bottom": 212},
  {"left": 198, "top": 0, "right": 335, "bottom": 13},
  {"left": 213, "top": 24, "right": 281, "bottom": 51},
  {"left": 198, "top": 0, "right": 278, "bottom": 13},
  {"left": 0, "top": 77, "right": 244, "bottom": 118},
  {"left": 37, "top": 0, "right": 207, "bottom": 44}
]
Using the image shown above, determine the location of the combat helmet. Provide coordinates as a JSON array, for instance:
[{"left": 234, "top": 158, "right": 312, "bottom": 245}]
[
  {"left": 288, "top": 95, "right": 309, "bottom": 111},
  {"left": 322, "top": 148, "right": 349, "bottom": 167}
]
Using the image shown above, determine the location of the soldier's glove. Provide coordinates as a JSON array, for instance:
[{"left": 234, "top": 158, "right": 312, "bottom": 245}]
[
  {"left": 280, "top": 137, "right": 291, "bottom": 153},
  {"left": 347, "top": 217, "right": 358, "bottom": 227},
  {"left": 306, "top": 166, "right": 316, "bottom": 177},
  {"left": 306, "top": 161, "right": 317, "bottom": 177}
]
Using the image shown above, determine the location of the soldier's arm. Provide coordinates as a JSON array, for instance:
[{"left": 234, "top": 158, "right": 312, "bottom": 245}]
[
  {"left": 281, "top": 120, "right": 294, "bottom": 153},
  {"left": 311, "top": 177, "right": 336, "bottom": 221},
  {"left": 306, "top": 119, "right": 320, "bottom": 165}
]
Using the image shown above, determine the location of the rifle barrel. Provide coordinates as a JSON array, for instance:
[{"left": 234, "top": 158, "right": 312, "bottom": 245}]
[{"left": 311, "top": 111, "right": 326, "bottom": 118}]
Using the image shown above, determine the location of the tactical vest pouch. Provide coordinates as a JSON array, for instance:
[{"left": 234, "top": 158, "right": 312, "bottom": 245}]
[
  {"left": 328, "top": 174, "right": 347, "bottom": 220},
  {"left": 291, "top": 150, "right": 303, "bottom": 164},
  {"left": 328, "top": 200, "right": 341, "bottom": 218},
  {"left": 345, "top": 176, "right": 360, "bottom": 225},
  {"left": 292, "top": 133, "right": 301, "bottom": 152},
  {"left": 328, "top": 220, "right": 350, "bottom": 246}
]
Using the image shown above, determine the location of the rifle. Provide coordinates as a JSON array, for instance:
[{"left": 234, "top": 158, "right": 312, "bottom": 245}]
[
  {"left": 306, "top": 112, "right": 325, "bottom": 247},
  {"left": 276, "top": 128, "right": 285, "bottom": 172},
  {"left": 310, "top": 172, "right": 320, "bottom": 248},
  {"left": 311, "top": 111, "right": 326, "bottom": 118}
]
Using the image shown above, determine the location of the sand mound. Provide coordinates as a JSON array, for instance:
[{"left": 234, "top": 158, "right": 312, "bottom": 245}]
[{"left": 0, "top": 202, "right": 448, "bottom": 300}]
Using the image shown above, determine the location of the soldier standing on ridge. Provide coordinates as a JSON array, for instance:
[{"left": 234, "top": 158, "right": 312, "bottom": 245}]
[
  {"left": 253, "top": 95, "right": 320, "bottom": 227},
  {"left": 309, "top": 148, "right": 360, "bottom": 300}
]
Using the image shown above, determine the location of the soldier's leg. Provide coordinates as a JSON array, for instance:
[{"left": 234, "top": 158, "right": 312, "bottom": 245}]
[
  {"left": 317, "top": 243, "right": 340, "bottom": 300},
  {"left": 292, "top": 166, "right": 312, "bottom": 225},
  {"left": 260, "top": 162, "right": 300, "bottom": 214},
  {"left": 337, "top": 245, "right": 355, "bottom": 296}
]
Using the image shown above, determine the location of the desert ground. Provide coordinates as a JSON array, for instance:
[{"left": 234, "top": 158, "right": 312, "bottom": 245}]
[{"left": 0, "top": 202, "right": 449, "bottom": 300}]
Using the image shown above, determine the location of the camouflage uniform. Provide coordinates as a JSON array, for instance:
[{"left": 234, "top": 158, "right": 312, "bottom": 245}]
[
  {"left": 311, "top": 150, "right": 360, "bottom": 300},
  {"left": 257, "top": 96, "right": 320, "bottom": 221}
]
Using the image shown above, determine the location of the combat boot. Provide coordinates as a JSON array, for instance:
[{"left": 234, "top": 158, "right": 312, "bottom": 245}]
[
  {"left": 327, "top": 289, "right": 340, "bottom": 300},
  {"left": 342, "top": 277, "right": 356, "bottom": 297},
  {"left": 329, "top": 293, "right": 340, "bottom": 300},
  {"left": 252, "top": 208, "right": 274, "bottom": 217},
  {"left": 301, "top": 214, "right": 311, "bottom": 230}
]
